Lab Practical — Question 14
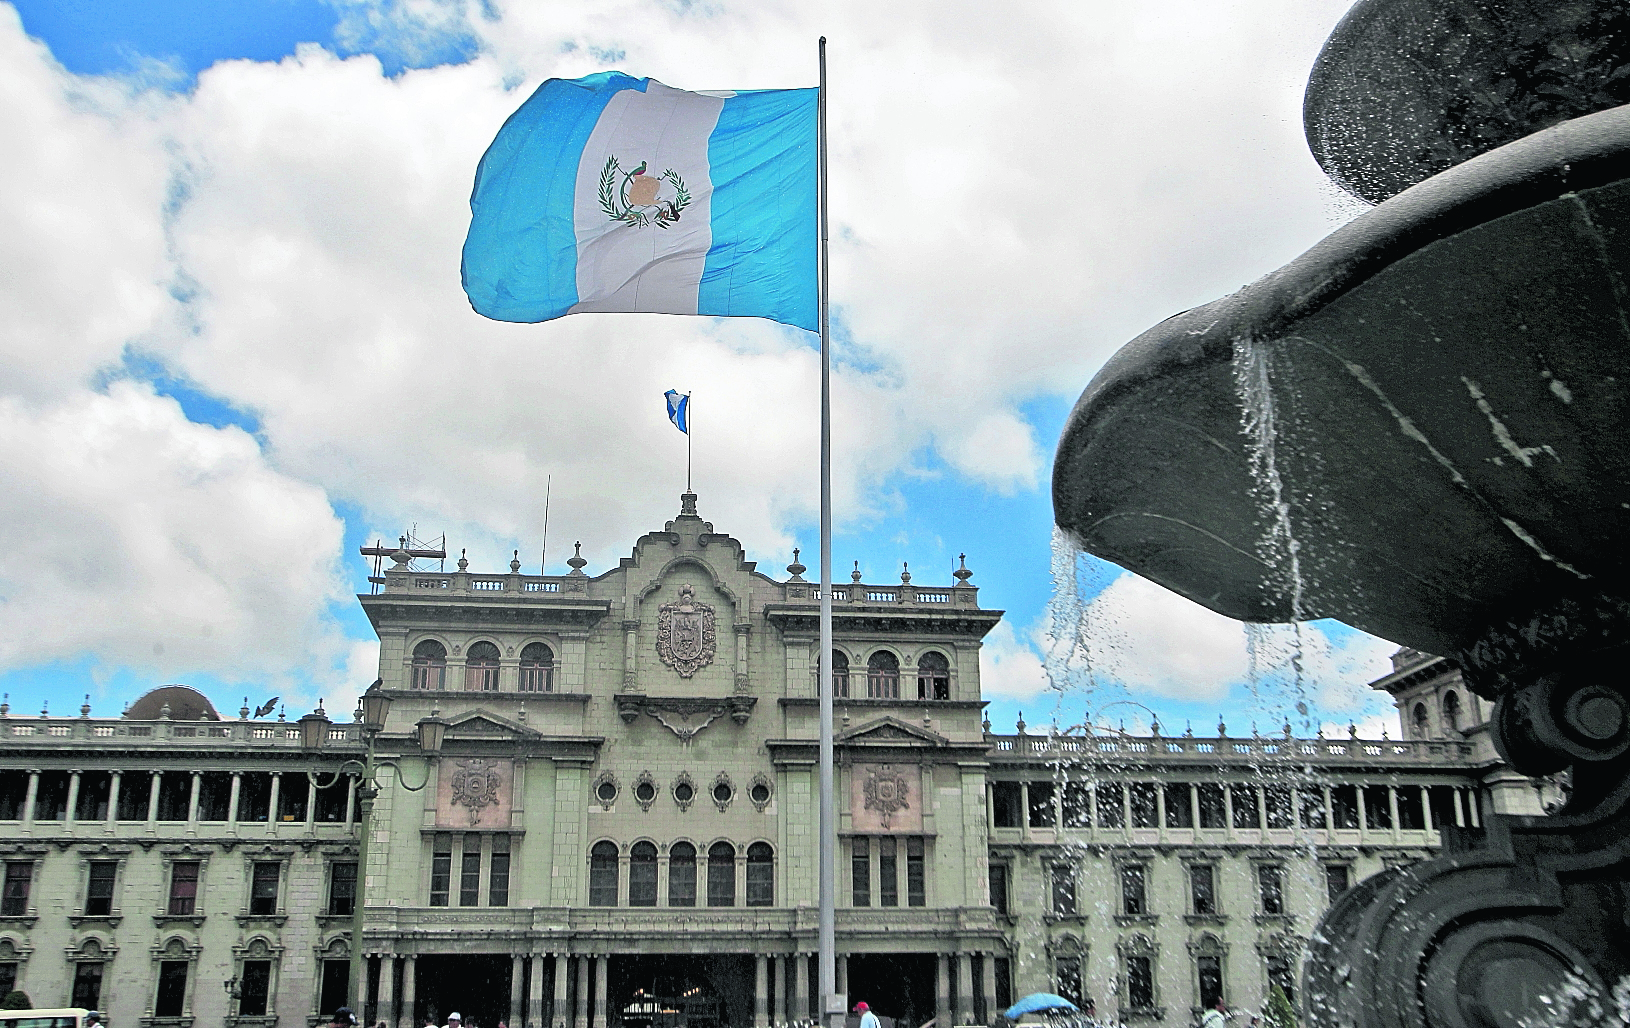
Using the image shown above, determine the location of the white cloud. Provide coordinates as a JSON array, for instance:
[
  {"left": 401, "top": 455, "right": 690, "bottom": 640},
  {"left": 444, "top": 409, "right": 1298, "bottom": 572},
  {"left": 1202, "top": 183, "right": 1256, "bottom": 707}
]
[
  {"left": 0, "top": 382, "right": 349, "bottom": 679},
  {"left": 979, "top": 618, "right": 1049, "bottom": 701}
]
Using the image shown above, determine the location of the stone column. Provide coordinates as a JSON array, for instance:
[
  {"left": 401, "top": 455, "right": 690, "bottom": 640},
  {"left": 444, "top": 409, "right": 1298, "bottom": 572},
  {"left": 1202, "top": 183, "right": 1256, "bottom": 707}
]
[
  {"left": 1189, "top": 783, "right": 1201, "bottom": 831},
  {"left": 937, "top": 955, "right": 951, "bottom": 1028},
  {"left": 1355, "top": 783, "right": 1367, "bottom": 836},
  {"left": 65, "top": 770, "right": 81, "bottom": 827},
  {"left": 227, "top": 772, "right": 243, "bottom": 830},
  {"left": 512, "top": 954, "right": 526, "bottom": 1027},
  {"left": 773, "top": 957, "right": 787, "bottom": 1026},
  {"left": 981, "top": 953, "right": 997, "bottom": 1025},
  {"left": 735, "top": 622, "right": 752, "bottom": 693},
  {"left": 1421, "top": 786, "right": 1434, "bottom": 832},
  {"left": 378, "top": 955, "right": 396, "bottom": 1028},
  {"left": 305, "top": 774, "right": 318, "bottom": 833},
  {"left": 399, "top": 954, "right": 417, "bottom": 1028},
  {"left": 594, "top": 955, "right": 608, "bottom": 1028},
  {"left": 836, "top": 955, "right": 848, "bottom": 1002},
  {"left": 347, "top": 776, "right": 359, "bottom": 826},
  {"left": 1019, "top": 782, "right": 1031, "bottom": 841},
  {"left": 146, "top": 769, "right": 162, "bottom": 825},
  {"left": 267, "top": 772, "right": 282, "bottom": 836},
  {"left": 755, "top": 954, "right": 769, "bottom": 1028},
  {"left": 957, "top": 954, "right": 975, "bottom": 1025},
  {"left": 21, "top": 770, "right": 39, "bottom": 828},
  {"left": 622, "top": 619, "right": 641, "bottom": 692},
  {"left": 794, "top": 952, "right": 810, "bottom": 1021},
  {"left": 106, "top": 771, "right": 121, "bottom": 831},
  {"left": 1453, "top": 789, "right": 1466, "bottom": 827},
  {"left": 1222, "top": 782, "right": 1235, "bottom": 838},
  {"left": 1154, "top": 782, "right": 1167, "bottom": 832},
  {"left": 554, "top": 954, "right": 570, "bottom": 1028},
  {"left": 575, "top": 955, "right": 590, "bottom": 1028},
  {"left": 1388, "top": 786, "right": 1401, "bottom": 842},
  {"left": 528, "top": 955, "right": 546, "bottom": 1028},
  {"left": 187, "top": 770, "right": 202, "bottom": 834}
]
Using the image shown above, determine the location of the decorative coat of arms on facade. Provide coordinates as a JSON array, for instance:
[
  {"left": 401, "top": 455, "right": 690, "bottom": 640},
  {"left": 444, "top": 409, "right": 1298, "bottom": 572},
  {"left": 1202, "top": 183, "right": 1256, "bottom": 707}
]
[
  {"left": 862, "top": 764, "right": 912, "bottom": 830},
  {"left": 657, "top": 583, "right": 717, "bottom": 678},
  {"left": 448, "top": 757, "right": 502, "bottom": 826},
  {"left": 598, "top": 157, "right": 691, "bottom": 229}
]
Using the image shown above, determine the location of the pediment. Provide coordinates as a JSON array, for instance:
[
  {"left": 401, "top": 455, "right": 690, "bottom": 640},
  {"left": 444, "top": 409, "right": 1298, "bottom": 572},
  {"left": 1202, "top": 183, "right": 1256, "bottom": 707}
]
[
  {"left": 837, "top": 716, "right": 947, "bottom": 746},
  {"left": 442, "top": 708, "right": 538, "bottom": 739}
]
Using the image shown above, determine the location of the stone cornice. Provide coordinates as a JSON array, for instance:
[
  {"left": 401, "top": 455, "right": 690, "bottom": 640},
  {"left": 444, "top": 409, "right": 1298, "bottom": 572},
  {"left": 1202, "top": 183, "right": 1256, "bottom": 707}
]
[
  {"left": 762, "top": 605, "right": 1003, "bottom": 638},
  {"left": 360, "top": 597, "right": 612, "bottom": 632}
]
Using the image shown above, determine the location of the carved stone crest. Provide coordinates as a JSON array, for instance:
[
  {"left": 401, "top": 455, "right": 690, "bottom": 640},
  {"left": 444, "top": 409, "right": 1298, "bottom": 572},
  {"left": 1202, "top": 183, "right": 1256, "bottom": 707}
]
[
  {"left": 448, "top": 758, "right": 502, "bottom": 826},
  {"left": 657, "top": 583, "right": 717, "bottom": 677},
  {"left": 862, "top": 764, "right": 912, "bottom": 830}
]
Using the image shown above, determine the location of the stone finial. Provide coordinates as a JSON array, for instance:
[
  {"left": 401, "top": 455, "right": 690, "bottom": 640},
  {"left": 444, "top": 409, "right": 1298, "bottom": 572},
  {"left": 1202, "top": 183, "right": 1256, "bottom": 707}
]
[
  {"left": 0, "top": 694, "right": 8, "bottom": 718},
  {"left": 81, "top": 695, "right": 91, "bottom": 718},
  {"left": 510, "top": 550, "right": 522, "bottom": 574},
  {"left": 1151, "top": 717, "right": 1161, "bottom": 737},
  {"left": 240, "top": 698, "right": 251, "bottom": 720},
  {"left": 391, "top": 535, "right": 412, "bottom": 567},
  {"left": 1218, "top": 717, "right": 1227, "bottom": 737},
  {"left": 901, "top": 562, "right": 911, "bottom": 584},
  {"left": 1350, "top": 722, "right": 1360, "bottom": 739},
  {"left": 567, "top": 542, "right": 588, "bottom": 576},
  {"left": 1184, "top": 720, "right": 1194, "bottom": 738},
  {"left": 278, "top": 705, "right": 286, "bottom": 722},
  {"left": 1283, "top": 719, "right": 1293, "bottom": 739},
  {"left": 680, "top": 491, "right": 698, "bottom": 516},
  {"left": 353, "top": 701, "right": 364, "bottom": 723},
  {"left": 851, "top": 560, "right": 862, "bottom": 584},
  {"left": 457, "top": 548, "right": 468, "bottom": 572},
  {"left": 953, "top": 553, "right": 973, "bottom": 584},
  {"left": 1016, "top": 711, "right": 1026, "bottom": 735},
  {"left": 786, "top": 548, "right": 807, "bottom": 581},
  {"left": 982, "top": 713, "right": 992, "bottom": 734},
  {"left": 159, "top": 702, "right": 170, "bottom": 720}
]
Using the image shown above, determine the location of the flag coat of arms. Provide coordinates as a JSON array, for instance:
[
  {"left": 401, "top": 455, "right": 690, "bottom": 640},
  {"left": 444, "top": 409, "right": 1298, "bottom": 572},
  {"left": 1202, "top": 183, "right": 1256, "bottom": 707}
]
[{"left": 462, "top": 72, "right": 818, "bottom": 332}]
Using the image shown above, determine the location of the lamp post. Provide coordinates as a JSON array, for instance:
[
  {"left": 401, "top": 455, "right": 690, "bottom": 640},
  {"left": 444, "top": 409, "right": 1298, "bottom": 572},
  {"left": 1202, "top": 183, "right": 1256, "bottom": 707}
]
[
  {"left": 224, "top": 975, "right": 241, "bottom": 1019},
  {"left": 303, "top": 679, "right": 446, "bottom": 1015}
]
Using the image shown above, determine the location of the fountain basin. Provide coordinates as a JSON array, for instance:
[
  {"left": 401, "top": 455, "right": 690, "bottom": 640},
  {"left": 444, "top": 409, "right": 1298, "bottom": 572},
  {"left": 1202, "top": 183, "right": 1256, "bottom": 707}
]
[
  {"left": 1053, "top": 105, "right": 1630, "bottom": 676},
  {"left": 1305, "top": 0, "right": 1630, "bottom": 203}
]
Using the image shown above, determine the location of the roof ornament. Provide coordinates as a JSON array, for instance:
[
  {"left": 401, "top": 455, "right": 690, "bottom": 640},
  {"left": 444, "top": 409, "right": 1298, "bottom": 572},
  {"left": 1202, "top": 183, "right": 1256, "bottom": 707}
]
[
  {"left": 1, "top": 694, "right": 8, "bottom": 718},
  {"left": 457, "top": 548, "right": 469, "bottom": 572},
  {"left": 901, "top": 562, "right": 911, "bottom": 584},
  {"left": 1218, "top": 716, "right": 1227, "bottom": 737},
  {"left": 567, "top": 542, "right": 588, "bottom": 576},
  {"left": 851, "top": 560, "right": 862, "bottom": 584},
  {"left": 158, "top": 702, "right": 170, "bottom": 720},
  {"left": 510, "top": 550, "right": 522, "bottom": 574},
  {"left": 40, "top": 699, "right": 49, "bottom": 718},
  {"left": 786, "top": 548, "right": 807, "bottom": 581},
  {"left": 953, "top": 553, "right": 973, "bottom": 584},
  {"left": 240, "top": 698, "right": 251, "bottom": 721},
  {"left": 81, "top": 695, "right": 91, "bottom": 718}
]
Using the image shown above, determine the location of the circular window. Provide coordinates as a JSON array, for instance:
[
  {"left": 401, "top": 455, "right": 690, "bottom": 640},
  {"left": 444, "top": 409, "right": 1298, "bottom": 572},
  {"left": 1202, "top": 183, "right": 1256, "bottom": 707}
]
[
  {"left": 596, "top": 780, "right": 617, "bottom": 803},
  {"left": 750, "top": 782, "right": 771, "bottom": 805},
  {"left": 675, "top": 781, "right": 695, "bottom": 803},
  {"left": 714, "top": 781, "right": 733, "bottom": 805},
  {"left": 635, "top": 781, "right": 657, "bottom": 804}
]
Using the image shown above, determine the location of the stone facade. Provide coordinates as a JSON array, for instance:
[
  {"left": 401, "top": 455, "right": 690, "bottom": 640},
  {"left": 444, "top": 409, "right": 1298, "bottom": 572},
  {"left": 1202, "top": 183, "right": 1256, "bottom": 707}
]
[{"left": 0, "top": 497, "right": 1521, "bottom": 1028}]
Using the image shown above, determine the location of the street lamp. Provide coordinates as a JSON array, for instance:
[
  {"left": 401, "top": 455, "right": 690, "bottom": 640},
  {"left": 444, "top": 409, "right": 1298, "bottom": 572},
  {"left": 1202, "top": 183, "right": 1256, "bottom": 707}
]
[
  {"left": 307, "top": 679, "right": 445, "bottom": 1013},
  {"left": 224, "top": 975, "right": 242, "bottom": 1017}
]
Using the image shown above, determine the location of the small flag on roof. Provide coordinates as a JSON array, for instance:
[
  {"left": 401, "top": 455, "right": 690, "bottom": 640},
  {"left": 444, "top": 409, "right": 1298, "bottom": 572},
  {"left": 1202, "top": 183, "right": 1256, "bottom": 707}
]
[{"left": 664, "top": 390, "right": 690, "bottom": 434}]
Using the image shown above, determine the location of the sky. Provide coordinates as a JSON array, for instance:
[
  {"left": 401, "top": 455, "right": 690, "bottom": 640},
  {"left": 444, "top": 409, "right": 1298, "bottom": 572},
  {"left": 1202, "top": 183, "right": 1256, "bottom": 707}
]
[{"left": 0, "top": 0, "right": 1403, "bottom": 738}]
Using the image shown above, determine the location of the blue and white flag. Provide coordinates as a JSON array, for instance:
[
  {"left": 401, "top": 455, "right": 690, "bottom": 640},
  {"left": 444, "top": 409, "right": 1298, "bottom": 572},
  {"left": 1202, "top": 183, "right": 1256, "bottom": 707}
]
[
  {"left": 664, "top": 390, "right": 690, "bottom": 434},
  {"left": 462, "top": 72, "right": 817, "bottom": 332}
]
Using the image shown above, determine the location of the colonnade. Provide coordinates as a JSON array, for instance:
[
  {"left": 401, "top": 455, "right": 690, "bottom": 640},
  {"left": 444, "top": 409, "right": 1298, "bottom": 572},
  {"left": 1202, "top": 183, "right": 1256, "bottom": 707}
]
[{"left": 7, "top": 768, "right": 358, "bottom": 833}]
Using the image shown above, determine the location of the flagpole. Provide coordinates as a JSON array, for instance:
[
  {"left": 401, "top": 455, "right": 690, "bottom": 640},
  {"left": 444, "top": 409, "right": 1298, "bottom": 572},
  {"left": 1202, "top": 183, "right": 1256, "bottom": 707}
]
[
  {"left": 687, "top": 392, "right": 693, "bottom": 493},
  {"left": 816, "top": 33, "right": 839, "bottom": 1028}
]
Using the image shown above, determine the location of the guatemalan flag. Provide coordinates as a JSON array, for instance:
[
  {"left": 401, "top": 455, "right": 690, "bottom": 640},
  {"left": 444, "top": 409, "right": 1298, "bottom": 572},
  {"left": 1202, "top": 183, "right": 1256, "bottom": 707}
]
[{"left": 462, "top": 73, "right": 818, "bottom": 332}]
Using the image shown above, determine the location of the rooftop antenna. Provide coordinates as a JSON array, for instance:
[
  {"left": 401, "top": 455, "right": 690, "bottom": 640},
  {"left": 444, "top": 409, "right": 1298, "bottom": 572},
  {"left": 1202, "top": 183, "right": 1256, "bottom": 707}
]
[{"left": 540, "top": 474, "right": 552, "bottom": 574}]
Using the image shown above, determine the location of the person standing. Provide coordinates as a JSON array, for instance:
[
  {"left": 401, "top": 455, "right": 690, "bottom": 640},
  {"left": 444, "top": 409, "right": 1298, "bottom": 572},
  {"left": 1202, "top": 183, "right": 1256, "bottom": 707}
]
[
  {"left": 444, "top": 1013, "right": 464, "bottom": 1028},
  {"left": 1201, "top": 999, "right": 1227, "bottom": 1028},
  {"left": 854, "top": 1002, "right": 880, "bottom": 1028}
]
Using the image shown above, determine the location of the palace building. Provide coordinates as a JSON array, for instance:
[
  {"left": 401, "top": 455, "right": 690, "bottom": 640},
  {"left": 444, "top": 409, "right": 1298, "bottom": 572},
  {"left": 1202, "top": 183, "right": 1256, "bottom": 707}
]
[{"left": 0, "top": 495, "right": 1531, "bottom": 1028}]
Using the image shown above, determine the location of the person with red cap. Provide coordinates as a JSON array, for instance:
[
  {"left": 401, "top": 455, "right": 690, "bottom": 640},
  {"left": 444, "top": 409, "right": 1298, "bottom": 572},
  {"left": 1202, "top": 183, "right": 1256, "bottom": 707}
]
[{"left": 855, "top": 1002, "right": 880, "bottom": 1028}]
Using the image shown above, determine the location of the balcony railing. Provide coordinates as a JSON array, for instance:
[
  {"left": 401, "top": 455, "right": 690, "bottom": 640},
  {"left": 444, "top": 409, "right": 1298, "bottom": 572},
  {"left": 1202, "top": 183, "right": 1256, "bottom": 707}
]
[
  {"left": 0, "top": 717, "right": 364, "bottom": 748},
  {"left": 985, "top": 733, "right": 1470, "bottom": 764}
]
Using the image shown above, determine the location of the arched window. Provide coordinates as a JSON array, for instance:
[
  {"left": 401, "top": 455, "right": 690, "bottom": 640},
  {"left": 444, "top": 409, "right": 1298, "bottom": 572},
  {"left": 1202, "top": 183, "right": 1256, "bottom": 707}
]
[
  {"left": 1443, "top": 691, "right": 1462, "bottom": 732},
  {"left": 815, "top": 650, "right": 850, "bottom": 698},
  {"left": 707, "top": 842, "right": 736, "bottom": 907},
  {"left": 588, "top": 841, "right": 619, "bottom": 906},
  {"left": 867, "top": 651, "right": 900, "bottom": 699},
  {"left": 629, "top": 842, "right": 658, "bottom": 907},
  {"left": 464, "top": 641, "right": 500, "bottom": 691},
  {"left": 1413, "top": 702, "right": 1430, "bottom": 738},
  {"left": 668, "top": 842, "right": 697, "bottom": 907},
  {"left": 519, "top": 642, "right": 555, "bottom": 693},
  {"left": 746, "top": 842, "right": 774, "bottom": 907},
  {"left": 917, "top": 650, "right": 950, "bottom": 700},
  {"left": 411, "top": 640, "right": 446, "bottom": 690}
]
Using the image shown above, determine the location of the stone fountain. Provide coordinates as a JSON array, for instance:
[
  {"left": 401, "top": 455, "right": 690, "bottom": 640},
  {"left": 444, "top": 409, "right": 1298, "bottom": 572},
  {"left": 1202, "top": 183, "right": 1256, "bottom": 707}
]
[{"left": 1053, "top": 2, "right": 1630, "bottom": 1026}]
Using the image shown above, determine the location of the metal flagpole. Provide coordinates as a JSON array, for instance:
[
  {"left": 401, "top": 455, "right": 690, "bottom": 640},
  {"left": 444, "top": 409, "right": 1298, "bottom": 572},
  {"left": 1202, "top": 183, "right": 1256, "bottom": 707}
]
[
  {"left": 817, "top": 34, "right": 840, "bottom": 1028},
  {"left": 687, "top": 392, "right": 693, "bottom": 493}
]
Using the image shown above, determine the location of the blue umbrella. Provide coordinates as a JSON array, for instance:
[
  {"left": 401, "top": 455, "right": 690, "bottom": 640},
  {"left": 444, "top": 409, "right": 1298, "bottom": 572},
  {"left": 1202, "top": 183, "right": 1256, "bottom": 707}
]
[{"left": 1005, "top": 994, "right": 1079, "bottom": 1019}]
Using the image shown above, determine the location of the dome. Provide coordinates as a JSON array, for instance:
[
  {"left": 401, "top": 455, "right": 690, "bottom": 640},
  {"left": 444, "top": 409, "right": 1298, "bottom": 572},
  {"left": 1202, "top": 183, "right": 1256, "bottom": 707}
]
[{"left": 125, "top": 685, "right": 222, "bottom": 721}]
